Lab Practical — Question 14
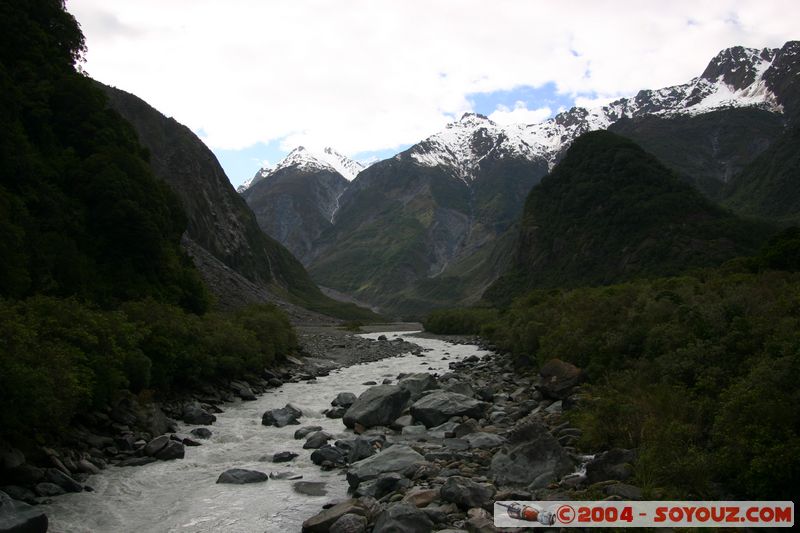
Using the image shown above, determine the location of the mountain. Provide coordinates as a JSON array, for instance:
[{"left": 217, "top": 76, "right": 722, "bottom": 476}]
[
  {"left": 241, "top": 146, "right": 363, "bottom": 264},
  {"left": 300, "top": 42, "right": 797, "bottom": 317},
  {"left": 101, "top": 85, "right": 377, "bottom": 321},
  {"left": 485, "top": 131, "right": 770, "bottom": 306}
]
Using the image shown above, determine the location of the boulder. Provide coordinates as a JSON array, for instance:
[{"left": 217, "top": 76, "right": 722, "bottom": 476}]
[
  {"left": 332, "top": 392, "right": 357, "bottom": 408},
  {"left": 294, "top": 426, "right": 323, "bottom": 440},
  {"left": 346, "top": 445, "right": 427, "bottom": 488},
  {"left": 4, "top": 465, "right": 44, "bottom": 486},
  {"left": 44, "top": 468, "right": 82, "bottom": 493},
  {"left": 216, "top": 468, "right": 268, "bottom": 484},
  {"left": 143, "top": 435, "right": 170, "bottom": 457},
  {"left": 273, "top": 451, "right": 299, "bottom": 463},
  {"left": 343, "top": 386, "right": 410, "bottom": 429},
  {"left": 231, "top": 381, "right": 257, "bottom": 401},
  {"left": 398, "top": 373, "right": 439, "bottom": 401},
  {"left": 440, "top": 476, "right": 496, "bottom": 510},
  {"left": 154, "top": 440, "right": 185, "bottom": 461},
  {"left": 444, "top": 381, "right": 475, "bottom": 398},
  {"left": 310, "top": 445, "right": 346, "bottom": 466},
  {"left": 410, "top": 391, "right": 489, "bottom": 428},
  {"left": 402, "top": 487, "right": 440, "bottom": 507},
  {"left": 584, "top": 448, "right": 636, "bottom": 484},
  {"left": 538, "top": 359, "right": 582, "bottom": 399},
  {"left": 303, "top": 432, "right": 332, "bottom": 449},
  {"left": 0, "top": 446, "right": 25, "bottom": 472},
  {"left": 302, "top": 499, "right": 368, "bottom": 533},
  {"left": 0, "top": 490, "right": 48, "bottom": 533},
  {"left": 490, "top": 422, "right": 573, "bottom": 488},
  {"left": 190, "top": 427, "right": 212, "bottom": 439},
  {"left": 329, "top": 513, "right": 367, "bottom": 533},
  {"left": 34, "top": 482, "right": 64, "bottom": 497},
  {"left": 373, "top": 502, "right": 433, "bottom": 533},
  {"left": 342, "top": 437, "right": 378, "bottom": 463},
  {"left": 261, "top": 404, "right": 302, "bottom": 427},
  {"left": 464, "top": 432, "right": 505, "bottom": 449},
  {"left": 182, "top": 402, "right": 216, "bottom": 425}
]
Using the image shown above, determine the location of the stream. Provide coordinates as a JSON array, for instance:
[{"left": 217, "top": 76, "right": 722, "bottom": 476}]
[{"left": 43, "top": 331, "right": 489, "bottom": 532}]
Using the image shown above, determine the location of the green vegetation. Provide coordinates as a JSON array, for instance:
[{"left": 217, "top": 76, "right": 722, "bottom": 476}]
[
  {"left": 0, "top": 297, "right": 295, "bottom": 441},
  {"left": 423, "top": 307, "right": 499, "bottom": 335},
  {"left": 0, "top": 1, "right": 298, "bottom": 447},
  {"left": 487, "top": 131, "right": 771, "bottom": 306},
  {"left": 425, "top": 231, "right": 800, "bottom": 498}
]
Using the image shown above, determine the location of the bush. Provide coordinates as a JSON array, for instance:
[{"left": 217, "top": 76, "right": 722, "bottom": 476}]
[{"left": 423, "top": 307, "right": 499, "bottom": 335}]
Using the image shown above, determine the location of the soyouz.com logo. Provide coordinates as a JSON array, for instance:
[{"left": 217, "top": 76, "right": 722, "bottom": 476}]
[{"left": 494, "top": 501, "right": 794, "bottom": 528}]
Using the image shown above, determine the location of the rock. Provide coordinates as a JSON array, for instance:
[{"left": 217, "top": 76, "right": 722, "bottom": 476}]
[
  {"left": 355, "top": 472, "right": 410, "bottom": 499},
  {"left": 0, "top": 486, "right": 36, "bottom": 506},
  {"left": 584, "top": 448, "right": 636, "bottom": 484},
  {"left": 344, "top": 437, "right": 378, "bottom": 463},
  {"left": 0, "top": 490, "right": 48, "bottom": 533},
  {"left": 182, "top": 402, "right": 216, "bottom": 425},
  {"left": 464, "top": 433, "right": 505, "bottom": 449},
  {"left": 443, "top": 438, "right": 469, "bottom": 450},
  {"left": 190, "top": 427, "right": 212, "bottom": 439},
  {"left": 269, "top": 472, "right": 302, "bottom": 480},
  {"left": 292, "top": 481, "right": 326, "bottom": 496},
  {"left": 154, "top": 440, "right": 185, "bottom": 461},
  {"left": 403, "top": 487, "right": 440, "bottom": 507},
  {"left": 440, "top": 476, "right": 496, "bottom": 510},
  {"left": 295, "top": 426, "right": 324, "bottom": 439},
  {"left": 373, "top": 502, "right": 433, "bottom": 533},
  {"left": 267, "top": 377, "right": 283, "bottom": 388},
  {"left": 332, "top": 392, "right": 357, "bottom": 408},
  {"left": 303, "top": 432, "right": 332, "bottom": 449},
  {"left": 410, "top": 391, "right": 489, "bottom": 428},
  {"left": 302, "top": 499, "right": 368, "bottom": 533},
  {"left": 44, "top": 469, "right": 82, "bottom": 493},
  {"left": 538, "top": 359, "right": 582, "bottom": 399},
  {"left": 216, "top": 468, "right": 268, "bottom": 484},
  {"left": 34, "top": 482, "right": 65, "bottom": 497},
  {"left": 343, "top": 385, "right": 410, "bottom": 429},
  {"left": 0, "top": 446, "right": 25, "bottom": 472},
  {"left": 398, "top": 373, "right": 439, "bottom": 401},
  {"left": 391, "top": 414, "right": 414, "bottom": 430},
  {"left": 261, "top": 404, "right": 302, "bottom": 427},
  {"left": 401, "top": 425, "right": 428, "bottom": 437},
  {"left": 346, "top": 445, "right": 427, "bottom": 488},
  {"left": 118, "top": 456, "right": 157, "bottom": 467},
  {"left": 329, "top": 513, "right": 367, "bottom": 533},
  {"left": 273, "top": 451, "right": 299, "bottom": 463},
  {"left": 453, "top": 419, "right": 480, "bottom": 438},
  {"left": 377, "top": 335, "right": 388, "bottom": 341},
  {"left": 325, "top": 406, "right": 347, "bottom": 419},
  {"left": 4, "top": 465, "right": 44, "bottom": 486},
  {"left": 445, "top": 381, "right": 475, "bottom": 398},
  {"left": 605, "top": 483, "right": 643, "bottom": 500},
  {"left": 310, "top": 445, "right": 346, "bottom": 466},
  {"left": 143, "top": 435, "right": 170, "bottom": 457},
  {"left": 76, "top": 459, "right": 101, "bottom": 475},
  {"left": 231, "top": 381, "right": 257, "bottom": 401},
  {"left": 490, "top": 422, "right": 573, "bottom": 488}
]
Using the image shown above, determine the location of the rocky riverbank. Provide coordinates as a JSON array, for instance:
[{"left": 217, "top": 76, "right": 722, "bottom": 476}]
[
  {"left": 296, "top": 343, "right": 640, "bottom": 533},
  {"left": 0, "top": 328, "right": 427, "bottom": 532}
]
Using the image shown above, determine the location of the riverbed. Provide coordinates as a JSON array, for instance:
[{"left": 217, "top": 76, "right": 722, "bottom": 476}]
[{"left": 43, "top": 331, "right": 490, "bottom": 532}]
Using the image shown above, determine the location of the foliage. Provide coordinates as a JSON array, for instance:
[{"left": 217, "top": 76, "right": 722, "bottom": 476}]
[
  {"left": 423, "top": 307, "right": 499, "bottom": 335},
  {"left": 0, "top": 297, "right": 297, "bottom": 441}
]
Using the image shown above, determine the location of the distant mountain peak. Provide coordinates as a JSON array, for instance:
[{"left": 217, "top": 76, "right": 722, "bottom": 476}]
[{"left": 452, "top": 112, "right": 495, "bottom": 128}]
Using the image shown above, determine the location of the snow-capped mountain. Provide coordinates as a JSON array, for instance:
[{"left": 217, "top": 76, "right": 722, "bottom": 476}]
[
  {"left": 409, "top": 43, "right": 795, "bottom": 176},
  {"left": 239, "top": 146, "right": 364, "bottom": 194}
]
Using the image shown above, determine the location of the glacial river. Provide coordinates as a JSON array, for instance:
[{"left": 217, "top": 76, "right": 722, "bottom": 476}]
[{"left": 43, "top": 331, "right": 489, "bottom": 532}]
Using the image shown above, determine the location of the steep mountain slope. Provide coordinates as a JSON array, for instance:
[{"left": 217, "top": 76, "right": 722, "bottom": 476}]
[
  {"left": 485, "top": 131, "right": 770, "bottom": 306},
  {"left": 101, "top": 85, "right": 376, "bottom": 320},
  {"left": 242, "top": 147, "right": 353, "bottom": 263},
  {"left": 309, "top": 113, "right": 549, "bottom": 316}
]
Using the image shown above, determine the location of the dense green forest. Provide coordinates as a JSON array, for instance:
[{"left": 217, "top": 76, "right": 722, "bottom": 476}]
[
  {"left": 426, "top": 229, "right": 800, "bottom": 499},
  {"left": 0, "top": 1, "right": 297, "bottom": 445}
]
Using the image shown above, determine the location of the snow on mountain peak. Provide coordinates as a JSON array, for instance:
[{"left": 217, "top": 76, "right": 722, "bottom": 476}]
[{"left": 270, "top": 145, "right": 364, "bottom": 181}]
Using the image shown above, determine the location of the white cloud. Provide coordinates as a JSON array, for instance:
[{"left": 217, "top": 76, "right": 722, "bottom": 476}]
[
  {"left": 489, "top": 102, "right": 552, "bottom": 125},
  {"left": 66, "top": 0, "right": 799, "bottom": 154},
  {"left": 573, "top": 95, "right": 620, "bottom": 110}
]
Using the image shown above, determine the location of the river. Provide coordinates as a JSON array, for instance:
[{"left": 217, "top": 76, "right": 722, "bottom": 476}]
[{"left": 43, "top": 331, "right": 489, "bottom": 532}]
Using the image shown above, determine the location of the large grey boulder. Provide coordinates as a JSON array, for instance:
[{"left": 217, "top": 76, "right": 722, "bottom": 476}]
[
  {"left": 410, "top": 391, "right": 489, "bottom": 428},
  {"left": 329, "top": 513, "right": 367, "bottom": 533},
  {"left": 261, "top": 404, "right": 302, "bottom": 427},
  {"left": 0, "top": 490, "right": 48, "bottom": 533},
  {"left": 216, "top": 468, "right": 268, "bottom": 484},
  {"left": 343, "top": 386, "right": 410, "bottom": 429},
  {"left": 182, "top": 402, "right": 216, "bottom": 425},
  {"left": 302, "top": 499, "right": 368, "bottom": 533},
  {"left": 373, "top": 502, "right": 433, "bottom": 533},
  {"left": 346, "top": 445, "right": 426, "bottom": 488},
  {"left": 538, "top": 359, "right": 582, "bottom": 399},
  {"left": 398, "top": 373, "right": 439, "bottom": 401},
  {"left": 331, "top": 392, "right": 357, "bottom": 408},
  {"left": 490, "top": 421, "right": 573, "bottom": 488},
  {"left": 440, "top": 476, "right": 496, "bottom": 509}
]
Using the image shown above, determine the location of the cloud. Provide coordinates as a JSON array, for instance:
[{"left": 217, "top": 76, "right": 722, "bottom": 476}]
[
  {"left": 489, "top": 102, "right": 552, "bottom": 125},
  {"left": 573, "top": 95, "right": 620, "bottom": 110},
  {"left": 66, "top": 0, "right": 799, "bottom": 155}
]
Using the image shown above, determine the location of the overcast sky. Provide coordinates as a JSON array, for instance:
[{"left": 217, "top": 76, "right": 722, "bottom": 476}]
[{"left": 67, "top": 0, "right": 798, "bottom": 186}]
